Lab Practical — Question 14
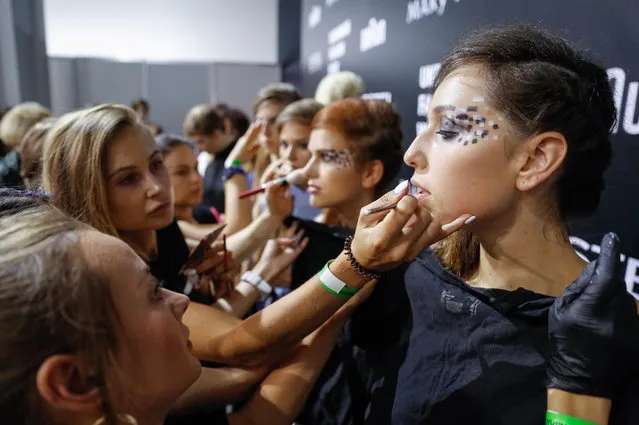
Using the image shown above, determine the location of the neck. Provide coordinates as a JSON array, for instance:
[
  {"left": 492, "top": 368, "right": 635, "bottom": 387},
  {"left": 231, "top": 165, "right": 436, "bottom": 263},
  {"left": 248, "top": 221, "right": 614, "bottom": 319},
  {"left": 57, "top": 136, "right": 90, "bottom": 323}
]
[
  {"left": 334, "top": 189, "right": 376, "bottom": 229},
  {"left": 174, "top": 204, "right": 195, "bottom": 223},
  {"left": 468, "top": 202, "right": 587, "bottom": 297},
  {"left": 119, "top": 229, "right": 158, "bottom": 261}
]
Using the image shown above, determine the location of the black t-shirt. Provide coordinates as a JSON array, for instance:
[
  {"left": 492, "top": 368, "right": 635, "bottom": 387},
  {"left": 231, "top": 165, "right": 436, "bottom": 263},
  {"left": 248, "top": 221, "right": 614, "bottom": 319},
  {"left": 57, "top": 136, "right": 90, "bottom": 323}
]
[
  {"left": 285, "top": 217, "right": 353, "bottom": 289},
  {"left": 149, "top": 220, "right": 214, "bottom": 305},
  {"left": 352, "top": 249, "right": 639, "bottom": 425}
]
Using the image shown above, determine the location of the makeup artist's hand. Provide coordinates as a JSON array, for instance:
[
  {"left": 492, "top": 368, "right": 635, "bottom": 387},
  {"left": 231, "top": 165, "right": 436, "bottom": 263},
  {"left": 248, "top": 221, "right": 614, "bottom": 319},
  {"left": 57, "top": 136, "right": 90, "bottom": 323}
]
[
  {"left": 265, "top": 180, "right": 293, "bottom": 219},
  {"left": 260, "top": 158, "right": 289, "bottom": 185},
  {"left": 226, "top": 121, "right": 264, "bottom": 166},
  {"left": 253, "top": 223, "right": 309, "bottom": 284},
  {"left": 548, "top": 232, "right": 639, "bottom": 398},
  {"left": 349, "top": 181, "right": 474, "bottom": 272}
]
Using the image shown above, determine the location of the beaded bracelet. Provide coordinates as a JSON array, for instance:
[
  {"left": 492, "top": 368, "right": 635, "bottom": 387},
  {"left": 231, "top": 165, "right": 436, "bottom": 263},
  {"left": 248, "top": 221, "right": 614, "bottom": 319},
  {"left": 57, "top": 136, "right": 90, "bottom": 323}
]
[{"left": 343, "top": 235, "right": 382, "bottom": 281}]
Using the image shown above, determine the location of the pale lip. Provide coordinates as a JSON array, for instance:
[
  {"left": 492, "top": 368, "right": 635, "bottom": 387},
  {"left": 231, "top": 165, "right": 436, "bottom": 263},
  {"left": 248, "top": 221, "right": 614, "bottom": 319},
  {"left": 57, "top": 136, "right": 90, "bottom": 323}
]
[
  {"left": 409, "top": 179, "right": 432, "bottom": 200},
  {"left": 149, "top": 202, "right": 171, "bottom": 215},
  {"left": 307, "top": 184, "right": 320, "bottom": 194}
]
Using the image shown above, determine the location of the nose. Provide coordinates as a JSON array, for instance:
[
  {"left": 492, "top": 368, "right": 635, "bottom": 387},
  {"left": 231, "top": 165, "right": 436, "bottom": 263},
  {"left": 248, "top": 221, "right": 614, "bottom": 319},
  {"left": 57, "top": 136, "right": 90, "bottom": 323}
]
[
  {"left": 168, "top": 289, "right": 190, "bottom": 320},
  {"left": 284, "top": 145, "right": 295, "bottom": 161},
  {"left": 146, "top": 173, "right": 167, "bottom": 199},
  {"left": 302, "top": 156, "right": 318, "bottom": 178},
  {"left": 403, "top": 136, "right": 426, "bottom": 171},
  {"left": 190, "top": 171, "right": 201, "bottom": 185}
]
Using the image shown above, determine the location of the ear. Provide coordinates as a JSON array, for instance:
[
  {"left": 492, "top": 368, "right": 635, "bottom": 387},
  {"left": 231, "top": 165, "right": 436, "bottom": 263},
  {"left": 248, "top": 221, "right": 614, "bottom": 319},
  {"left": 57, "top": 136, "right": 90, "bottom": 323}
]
[
  {"left": 360, "top": 159, "right": 385, "bottom": 190},
  {"left": 36, "top": 354, "right": 103, "bottom": 414},
  {"left": 515, "top": 131, "right": 568, "bottom": 192}
]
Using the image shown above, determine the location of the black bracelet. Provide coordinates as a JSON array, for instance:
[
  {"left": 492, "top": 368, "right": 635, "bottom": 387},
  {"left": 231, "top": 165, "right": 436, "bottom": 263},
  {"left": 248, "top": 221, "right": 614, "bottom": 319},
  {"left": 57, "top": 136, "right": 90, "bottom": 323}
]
[{"left": 343, "top": 236, "right": 383, "bottom": 280}]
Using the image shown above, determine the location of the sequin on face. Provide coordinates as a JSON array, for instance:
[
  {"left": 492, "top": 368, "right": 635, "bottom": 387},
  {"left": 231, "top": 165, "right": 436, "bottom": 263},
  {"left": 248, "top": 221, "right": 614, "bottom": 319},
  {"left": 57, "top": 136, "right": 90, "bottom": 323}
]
[
  {"left": 316, "top": 149, "right": 354, "bottom": 168},
  {"left": 432, "top": 102, "right": 503, "bottom": 147}
]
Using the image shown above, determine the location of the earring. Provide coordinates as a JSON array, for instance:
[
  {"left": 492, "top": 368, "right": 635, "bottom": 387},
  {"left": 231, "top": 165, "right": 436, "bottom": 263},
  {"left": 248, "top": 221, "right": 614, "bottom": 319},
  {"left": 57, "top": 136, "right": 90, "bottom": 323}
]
[{"left": 92, "top": 414, "right": 138, "bottom": 425}]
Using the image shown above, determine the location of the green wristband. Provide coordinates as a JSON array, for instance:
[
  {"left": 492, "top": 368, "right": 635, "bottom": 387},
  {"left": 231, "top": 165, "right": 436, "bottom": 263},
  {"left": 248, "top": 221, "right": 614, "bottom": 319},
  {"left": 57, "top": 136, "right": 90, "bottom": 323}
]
[
  {"left": 231, "top": 159, "right": 243, "bottom": 167},
  {"left": 546, "top": 410, "right": 598, "bottom": 425},
  {"left": 320, "top": 261, "right": 359, "bottom": 299}
]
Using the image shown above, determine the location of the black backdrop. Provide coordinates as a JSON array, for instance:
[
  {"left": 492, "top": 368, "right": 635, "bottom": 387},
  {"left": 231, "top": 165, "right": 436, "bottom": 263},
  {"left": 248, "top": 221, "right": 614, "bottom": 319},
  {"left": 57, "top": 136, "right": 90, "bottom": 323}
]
[{"left": 296, "top": 0, "right": 639, "bottom": 292}]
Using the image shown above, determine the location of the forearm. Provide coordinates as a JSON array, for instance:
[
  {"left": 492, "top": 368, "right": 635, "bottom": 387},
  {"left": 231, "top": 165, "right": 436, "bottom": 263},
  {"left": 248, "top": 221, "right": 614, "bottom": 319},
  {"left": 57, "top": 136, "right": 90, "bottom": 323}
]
[
  {"left": 547, "top": 389, "right": 611, "bottom": 425},
  {"left": 224, "top": 174, "right": 253, "bottom": 235},
  {"left": 214, "top": 252, "right": 369, "bottom": 367},
  {"left": 226, "top": 212, "right": 282, "bottom": 263},
  {"left": 177, "top": 220, "right": 224, "bottom": 242},
  {"left": 228, "top": 323, "right": 342, "bottom": 425},
  {"left": 213, "top": 281, "right": 262, "bottom": 318},
  {"left": 171, "top": 365, "right": 271, "bottom": 413}
]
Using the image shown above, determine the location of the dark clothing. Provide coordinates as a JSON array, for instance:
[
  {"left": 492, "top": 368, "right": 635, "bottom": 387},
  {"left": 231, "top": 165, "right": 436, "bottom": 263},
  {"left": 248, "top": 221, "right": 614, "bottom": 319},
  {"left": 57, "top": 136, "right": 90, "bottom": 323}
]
[
  {"left": 285, "top": 217, "right": 353, "bottom": 289},
  {"left": 194, "top": 142, "right": 235, "bottom": 222},
  {"left": 0, "top": 151, "right": 23, "bottom": 188},
  {"left": 149, "top": 220, "right": 214, "bottom": 304},
  {"left": 164, "top": 408, "right": 228, "bottom": 425},
  {"left": 354, "top": 249, "right": 639, "bottom": 425}
]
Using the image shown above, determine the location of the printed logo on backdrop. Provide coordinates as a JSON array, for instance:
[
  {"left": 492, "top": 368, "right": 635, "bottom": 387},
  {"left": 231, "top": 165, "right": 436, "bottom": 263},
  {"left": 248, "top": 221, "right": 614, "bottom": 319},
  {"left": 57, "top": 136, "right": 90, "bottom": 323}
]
[
  {"left": 307, "top": 51, "right": 323, "bottom": 74},
  {"left": 415, "top": 62, "right": 441, "bottom": 136},
  {"left": 406, "top": 0, "right": 461, "bottom": 24},
  {"left": 326, "top": 0, "right": 340, "bottom": 6},
  {"left": 308, "top": 5, "right": 322, "bottom": 29},
  {"left": 570, "top": 236, "right": 639, "bottom": 301},
  {"left": 362, "top": 92, "right": 393, "bottom": 103},
  {"left": 327, "top": 19, "right": 351, "bottom": 74},
  {"left": 360, "top": 18, "right": 387, "bottom": 53},
  {"left": 607, "top": 68, "right": 639, "bottom": 135}
]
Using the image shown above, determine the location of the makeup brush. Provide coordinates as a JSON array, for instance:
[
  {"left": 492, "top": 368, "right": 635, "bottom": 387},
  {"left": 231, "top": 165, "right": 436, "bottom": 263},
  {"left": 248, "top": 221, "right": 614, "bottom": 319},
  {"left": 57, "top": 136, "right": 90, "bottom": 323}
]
[
  {"left": 363, "top": 181, "right": 417, "bottom": 216},
  {"left": 238, "top": 169, "right": 307, "bottom": 199}
]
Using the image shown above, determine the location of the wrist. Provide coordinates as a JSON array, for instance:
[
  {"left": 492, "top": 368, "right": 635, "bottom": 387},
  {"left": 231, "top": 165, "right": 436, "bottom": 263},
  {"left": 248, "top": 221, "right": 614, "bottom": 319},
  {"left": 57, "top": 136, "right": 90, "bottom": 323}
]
[
  {"left": 547, "top": 389, "right": 610, "bottom": 425},
  {"left": 330, "top": 252, "right": 370, "bottom": 291},
  {"left": 252, "top": 260, "right": 273, "bottom": 282}
]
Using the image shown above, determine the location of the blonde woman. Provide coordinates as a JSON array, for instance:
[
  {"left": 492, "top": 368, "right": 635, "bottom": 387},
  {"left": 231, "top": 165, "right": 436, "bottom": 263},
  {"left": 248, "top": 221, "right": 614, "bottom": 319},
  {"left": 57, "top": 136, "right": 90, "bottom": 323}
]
[
  {"left": 0, "top": 188, "right": 376, "bottom": 425},
  {"left": 41, "top": 103, "right": 447, "bottom": 369}
]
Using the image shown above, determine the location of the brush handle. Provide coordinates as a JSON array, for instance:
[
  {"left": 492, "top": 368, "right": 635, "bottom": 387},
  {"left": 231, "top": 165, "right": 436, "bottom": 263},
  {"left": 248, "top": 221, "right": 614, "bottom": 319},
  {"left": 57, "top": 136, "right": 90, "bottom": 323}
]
[
  {"left": 237, "top": 176, "right": 288, "bottom": 199},
  {"left": 238, "top": 185, "right": 267, "bottom": 199},
  {"left": 362, "top": 202, "right": 398, "bottom": 216}
]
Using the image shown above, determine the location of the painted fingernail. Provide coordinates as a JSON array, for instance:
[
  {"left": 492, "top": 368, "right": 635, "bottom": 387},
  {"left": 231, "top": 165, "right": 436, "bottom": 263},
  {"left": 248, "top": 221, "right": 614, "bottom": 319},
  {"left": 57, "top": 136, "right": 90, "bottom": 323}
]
[
  {"left": 394, "top": 180, "right": 409, "bottom": 195},
  {"left": 464, "top": 216, "right": 477, "bottom": 225}
]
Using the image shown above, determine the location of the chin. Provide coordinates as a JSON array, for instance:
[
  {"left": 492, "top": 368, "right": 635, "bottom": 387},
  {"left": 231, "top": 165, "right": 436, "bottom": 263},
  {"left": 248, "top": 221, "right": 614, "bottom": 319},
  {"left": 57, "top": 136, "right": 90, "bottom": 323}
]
[{"left": 153, "top": 212, "right": 175, "bottom": 228}]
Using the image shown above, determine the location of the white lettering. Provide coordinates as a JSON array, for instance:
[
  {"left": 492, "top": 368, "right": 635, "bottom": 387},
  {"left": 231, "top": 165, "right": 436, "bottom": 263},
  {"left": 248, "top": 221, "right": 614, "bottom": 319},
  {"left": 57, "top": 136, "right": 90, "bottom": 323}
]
[
  {"left": 417, "top": 93, "right": 432, "bottom": 117},
  {"left": 326, "top": 0, "right": 340, "bottom": 6},
  {"left": 362, "top": 91, "right": 393, "bottom": 103},
  {"left": 307, "top": 51, "right": 323, "bottom": 74},
  {"left": 327, "top": 61, "right": 341, "bottom": 74},
  {"left": 623, "top": 82, "right": 639, "bottom": 135},
  {"left": 406, "top": 0, "right": 460, "bottom": 24},
  {"left": 308, "top": 5, "right": 322, "bottom": 29},
  {"left": 419, "top": 63, "right": 441, "bottom": 89},
  {"left": 328, "top": 19, "right": 352, "bottom": 45},
  {"left": 607, "top": 67, "right": 625, "bottom": 133},
  {"left": 625, "top": 257, "right": 639, "bottom": 299},
  {"left": 571, "top": 237, "right": 637, "bottom": 300},
  {"left": 327, "top": 41, "right": 346, "bottom": 61},
  {"left": 416, "top": 121, "right": 428, "bottom": 137},
  {"left": 360, "top": 18, "right": 387, "bottom": 53}
]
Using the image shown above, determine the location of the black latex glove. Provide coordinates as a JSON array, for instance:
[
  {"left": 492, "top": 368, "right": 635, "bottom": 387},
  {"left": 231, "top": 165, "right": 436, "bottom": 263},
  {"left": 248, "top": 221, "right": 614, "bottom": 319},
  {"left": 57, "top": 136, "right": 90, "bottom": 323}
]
[{"left": 548, "top": 232, "right": 639, "bottom": 398}]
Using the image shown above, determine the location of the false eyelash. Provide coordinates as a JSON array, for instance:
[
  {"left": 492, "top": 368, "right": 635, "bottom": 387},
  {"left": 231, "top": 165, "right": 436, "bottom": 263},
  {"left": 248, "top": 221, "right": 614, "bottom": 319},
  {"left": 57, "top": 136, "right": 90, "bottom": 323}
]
[{"left": 435, "top": 130, "right": 459, "bottom": 140}]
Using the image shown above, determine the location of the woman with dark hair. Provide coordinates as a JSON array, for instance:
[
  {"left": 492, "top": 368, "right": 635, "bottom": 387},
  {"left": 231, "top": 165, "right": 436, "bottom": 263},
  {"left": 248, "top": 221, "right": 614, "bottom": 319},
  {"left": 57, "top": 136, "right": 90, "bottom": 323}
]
[{"left": 346, "top": 25, "right": 639, "bottom": 425}]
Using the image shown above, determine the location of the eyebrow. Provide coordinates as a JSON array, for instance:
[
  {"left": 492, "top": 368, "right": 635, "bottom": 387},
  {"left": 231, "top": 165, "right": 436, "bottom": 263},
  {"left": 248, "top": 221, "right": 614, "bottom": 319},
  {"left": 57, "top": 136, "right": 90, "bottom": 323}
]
[
  {"left": 432, "top": 104, "right": 456, "bottom": 114},
  {"left": 107, "top": 150, "right": 161, "bottom": 180}
]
